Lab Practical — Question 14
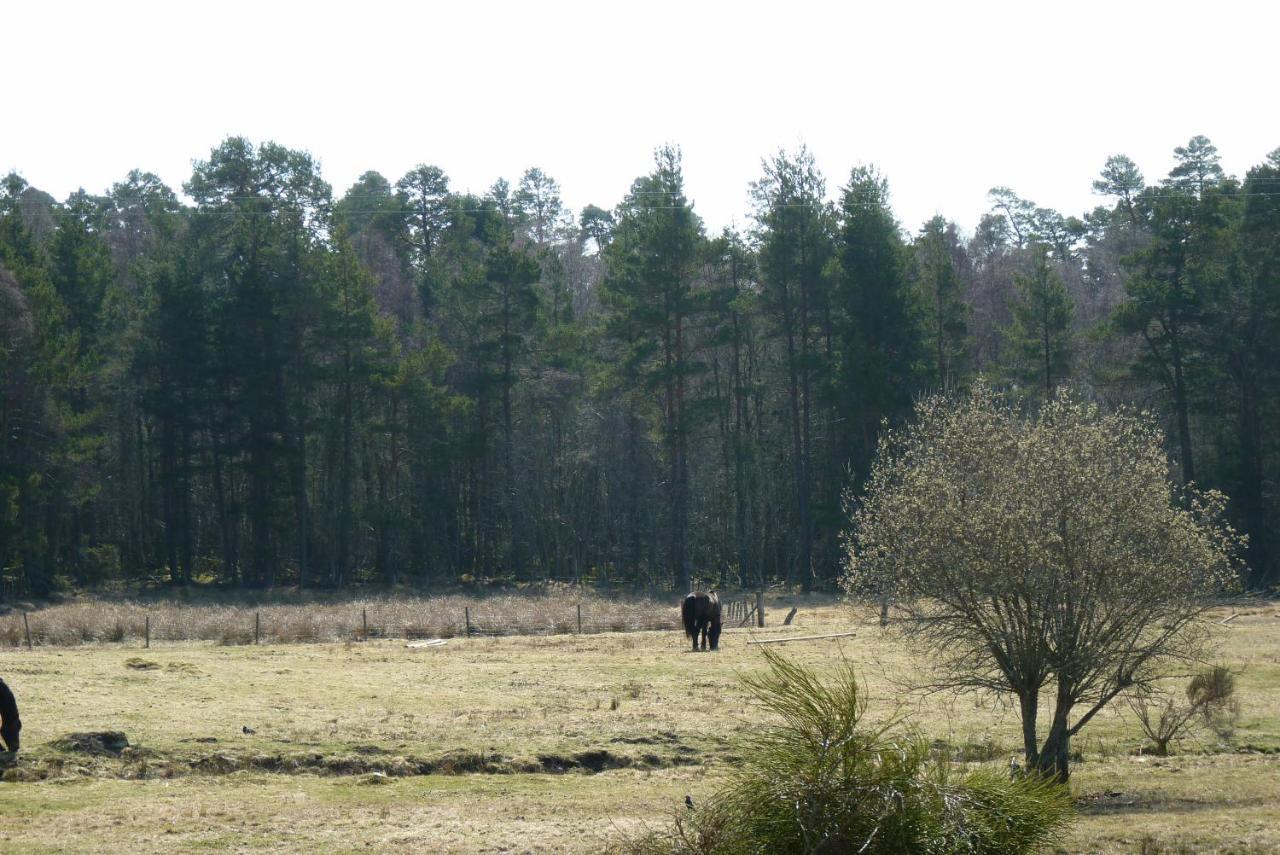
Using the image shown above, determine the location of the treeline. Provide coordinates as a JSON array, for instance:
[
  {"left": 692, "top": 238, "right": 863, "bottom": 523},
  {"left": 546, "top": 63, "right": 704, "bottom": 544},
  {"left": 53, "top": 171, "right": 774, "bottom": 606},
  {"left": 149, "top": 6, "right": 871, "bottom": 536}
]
[{"left": 1, "top": 136, "right": 1278, "bottom": 597}]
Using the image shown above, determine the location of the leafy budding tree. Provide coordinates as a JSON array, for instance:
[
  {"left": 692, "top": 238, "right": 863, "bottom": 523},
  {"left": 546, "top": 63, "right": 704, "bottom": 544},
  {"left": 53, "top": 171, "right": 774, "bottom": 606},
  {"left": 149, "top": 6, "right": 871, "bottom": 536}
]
[{"left": 844, "top": 384, "right": 1242, "bottom": 782}]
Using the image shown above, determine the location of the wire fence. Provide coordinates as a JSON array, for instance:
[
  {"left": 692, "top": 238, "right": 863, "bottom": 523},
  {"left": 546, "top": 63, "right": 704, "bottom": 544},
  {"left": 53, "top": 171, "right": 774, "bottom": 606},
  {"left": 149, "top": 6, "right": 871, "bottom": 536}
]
[{"left": 0, "top": 594, "right": 698, "bottom": 647}]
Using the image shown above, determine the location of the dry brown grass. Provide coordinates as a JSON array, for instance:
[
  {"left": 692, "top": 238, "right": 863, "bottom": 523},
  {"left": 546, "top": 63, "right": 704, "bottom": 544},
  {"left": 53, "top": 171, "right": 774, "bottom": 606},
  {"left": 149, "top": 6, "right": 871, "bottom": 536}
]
[{"left": 0, "top": 588, "right": 682, "bottom": 646}]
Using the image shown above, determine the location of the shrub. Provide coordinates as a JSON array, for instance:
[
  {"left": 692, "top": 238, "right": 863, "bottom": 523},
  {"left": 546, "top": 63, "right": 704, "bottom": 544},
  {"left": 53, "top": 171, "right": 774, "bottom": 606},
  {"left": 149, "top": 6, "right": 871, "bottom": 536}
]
[
  {"left": 621, "top": 648, "right": 1073, "bottom": 854},
  {"left": 1128, "top": 666, "right": 1240, "bottom": 755}
]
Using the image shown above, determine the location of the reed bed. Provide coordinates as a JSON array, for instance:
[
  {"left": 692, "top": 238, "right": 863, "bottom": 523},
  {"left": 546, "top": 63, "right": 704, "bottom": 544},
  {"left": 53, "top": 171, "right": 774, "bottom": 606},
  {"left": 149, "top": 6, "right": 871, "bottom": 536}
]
[{"left": 0, "top": 592, "right": 681, "bottom": 646}]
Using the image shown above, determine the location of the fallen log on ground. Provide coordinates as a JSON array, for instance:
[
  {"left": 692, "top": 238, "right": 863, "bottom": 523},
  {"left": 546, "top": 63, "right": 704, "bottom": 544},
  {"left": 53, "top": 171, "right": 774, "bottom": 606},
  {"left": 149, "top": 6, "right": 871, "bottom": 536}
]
[{"left": 747, "top": 631, "right": 857, "bottom": 645}]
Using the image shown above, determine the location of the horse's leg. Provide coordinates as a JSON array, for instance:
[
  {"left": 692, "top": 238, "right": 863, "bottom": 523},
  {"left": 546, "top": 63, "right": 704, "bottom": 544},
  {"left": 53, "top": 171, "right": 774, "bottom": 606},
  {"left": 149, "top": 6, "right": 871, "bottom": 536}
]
[
  {"left": 700, "top": 620, "right": 708, "bottom": 651},
  {"left": 691, "top": 623, "right": 699, "bottom": 652}
]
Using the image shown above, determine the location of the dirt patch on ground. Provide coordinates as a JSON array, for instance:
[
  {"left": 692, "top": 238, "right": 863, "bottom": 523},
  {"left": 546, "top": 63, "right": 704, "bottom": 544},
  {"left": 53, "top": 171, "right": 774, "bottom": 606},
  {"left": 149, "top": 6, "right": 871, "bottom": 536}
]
[
  {"left": 122, "top": 658, "right": 203, "bottom": 676},
  {"left": 610, "top": 730, "right": 680, "bottom": 746},
  {"left": 187, "top": 745, "right": 697, "bottom": 778},
  {"left": 51, "top": 732, "right": 131, "bottom": 756},
  {"left": 1077, "top": 790, "right": 1280, "bottom": 816},
  {"left": 6, "top": 742, "right": 706, "bottom": 783}
]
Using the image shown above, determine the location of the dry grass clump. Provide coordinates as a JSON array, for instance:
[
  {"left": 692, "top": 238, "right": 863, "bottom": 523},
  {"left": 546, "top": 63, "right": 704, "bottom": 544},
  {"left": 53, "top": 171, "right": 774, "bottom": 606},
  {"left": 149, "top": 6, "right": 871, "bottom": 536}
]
[{"left": 0, "top": 590, "right": 680, "bottom": 646}]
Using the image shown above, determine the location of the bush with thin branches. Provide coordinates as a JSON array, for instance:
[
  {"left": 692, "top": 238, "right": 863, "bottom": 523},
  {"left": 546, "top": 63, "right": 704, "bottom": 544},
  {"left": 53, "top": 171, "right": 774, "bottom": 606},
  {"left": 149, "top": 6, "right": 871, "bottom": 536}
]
[{"left": 1127, "top": 666, "right": 1240, "bottom": 755}]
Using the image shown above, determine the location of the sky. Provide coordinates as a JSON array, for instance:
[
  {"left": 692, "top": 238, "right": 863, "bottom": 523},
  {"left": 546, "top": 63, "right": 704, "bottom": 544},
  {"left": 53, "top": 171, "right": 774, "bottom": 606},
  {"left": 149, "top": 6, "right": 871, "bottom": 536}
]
[{"left": 5, "top": 0, "right": 1277, "bottom": 236}]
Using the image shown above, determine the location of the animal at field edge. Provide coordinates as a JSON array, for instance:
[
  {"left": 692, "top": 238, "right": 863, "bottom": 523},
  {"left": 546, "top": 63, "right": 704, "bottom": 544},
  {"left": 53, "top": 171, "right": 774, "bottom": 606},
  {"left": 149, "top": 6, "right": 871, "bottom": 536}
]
[
  {"left": 682, "top": 591, "right": 722, "bottom": 652},
  {"left": 0, "top": 677, "right": 20, "bottom": 753}
]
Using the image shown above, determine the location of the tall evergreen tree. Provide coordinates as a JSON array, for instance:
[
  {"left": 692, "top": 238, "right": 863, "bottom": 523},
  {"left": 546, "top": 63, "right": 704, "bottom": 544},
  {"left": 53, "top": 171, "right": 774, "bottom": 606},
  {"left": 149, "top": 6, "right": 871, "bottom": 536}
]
[
  {"left": 913, "top": 216, "right": 968, "bottom": 390},
  {"left": 831, "top": 166, "right": 922, "bottom": 485},
  {"left": 185, "top": 137, "right": 332, "bottom": 587},
  {"left": 752, "top": 147, "right": 835, "bottom": 588},
  {"left": 1114, "top": 137, "right": 1231, "bottom": 485},
  {"left": 602, "top": 146, "right": 704, "bottom": 591},
  {"left": 1004, "top": 246, "right": 1074, "bottom": 399}
]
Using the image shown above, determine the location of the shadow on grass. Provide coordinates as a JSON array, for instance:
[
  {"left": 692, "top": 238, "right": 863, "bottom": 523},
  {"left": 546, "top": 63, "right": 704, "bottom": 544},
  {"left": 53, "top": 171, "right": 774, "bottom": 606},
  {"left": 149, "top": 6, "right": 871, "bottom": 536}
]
[{"left": 1078, "top": 790, "right": 1278, "bottom": 816}]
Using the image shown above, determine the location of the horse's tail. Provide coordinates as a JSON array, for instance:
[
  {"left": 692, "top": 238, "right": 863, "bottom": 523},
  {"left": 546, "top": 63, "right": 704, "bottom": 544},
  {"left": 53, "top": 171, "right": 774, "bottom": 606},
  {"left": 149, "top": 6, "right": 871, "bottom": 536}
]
[{"left": 681, "top": 594, "right": 698, "bottom": 640}]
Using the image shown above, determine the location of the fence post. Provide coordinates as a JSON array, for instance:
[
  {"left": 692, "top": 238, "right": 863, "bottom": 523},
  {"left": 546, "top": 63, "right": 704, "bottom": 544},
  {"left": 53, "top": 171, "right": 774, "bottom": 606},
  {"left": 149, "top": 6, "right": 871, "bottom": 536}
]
[
  {"left": 577, "top": 603, "right": 582, "bottom": 634},
  {"left": 254, "top": 612, "right": 260, "bottom": 645},
  {"left": 465, "top": 606, "right": 472, "bottom": 638},
  {"left": 145, "top": 615, "right": 150, "bottom": 649},
  {"left": 362, "top": 607, "right": 368, "bottom": 642},
  {"left": 23, "top": 612, "right": 32, "bottom": 650},
  {"left": 756, "top": 590, "right": 765, "bottom": 628}
]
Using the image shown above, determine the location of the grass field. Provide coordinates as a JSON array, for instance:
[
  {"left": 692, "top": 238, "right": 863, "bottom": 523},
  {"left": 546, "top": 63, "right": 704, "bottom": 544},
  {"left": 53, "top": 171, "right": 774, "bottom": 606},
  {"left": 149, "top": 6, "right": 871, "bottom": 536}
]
[{"left": 1, "top": 595, "right": 1278, "bottom": 853}]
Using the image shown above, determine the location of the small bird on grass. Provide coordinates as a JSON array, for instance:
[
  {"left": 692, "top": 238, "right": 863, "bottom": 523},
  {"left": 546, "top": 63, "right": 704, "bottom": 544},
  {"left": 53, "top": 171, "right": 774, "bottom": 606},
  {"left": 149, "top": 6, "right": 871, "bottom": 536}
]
[
  {"left": 242, "top": 726, "right": 256, "bottom": 735},
  {"left": 685, "top": 795, "right": 694, "bottom": 811}
]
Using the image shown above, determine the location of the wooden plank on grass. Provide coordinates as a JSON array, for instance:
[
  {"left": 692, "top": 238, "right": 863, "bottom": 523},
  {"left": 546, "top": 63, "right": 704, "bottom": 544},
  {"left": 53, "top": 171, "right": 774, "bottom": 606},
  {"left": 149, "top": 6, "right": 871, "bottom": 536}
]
[{"left": 747, "top": 631, "right": 858, "bottom": 645}]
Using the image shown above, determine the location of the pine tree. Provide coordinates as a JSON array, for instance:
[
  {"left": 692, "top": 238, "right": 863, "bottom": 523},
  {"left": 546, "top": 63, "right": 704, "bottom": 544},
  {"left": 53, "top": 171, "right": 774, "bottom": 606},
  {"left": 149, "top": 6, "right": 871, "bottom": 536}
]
[
  {"left": 913, "top": 216, "right": 968, "bottom": 390},
  {"left": 832, "top": 166, "right": 922, "bottom": 485},
  {"left": 752, "top": 147, "right": 834, "bottom": 588},
  {"left": 602, "top": 146, "right": 705, "bottom": 591},
  {"left": 1004, "top": 246, "right": 1074, "bottom": 399}
]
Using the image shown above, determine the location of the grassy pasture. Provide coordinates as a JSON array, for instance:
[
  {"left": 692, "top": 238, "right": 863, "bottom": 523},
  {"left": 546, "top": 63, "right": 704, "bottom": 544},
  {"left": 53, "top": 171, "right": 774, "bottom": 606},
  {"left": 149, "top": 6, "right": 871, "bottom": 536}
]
[{"left": 0, "top": 596, "right": 1278, "bottom": 853}]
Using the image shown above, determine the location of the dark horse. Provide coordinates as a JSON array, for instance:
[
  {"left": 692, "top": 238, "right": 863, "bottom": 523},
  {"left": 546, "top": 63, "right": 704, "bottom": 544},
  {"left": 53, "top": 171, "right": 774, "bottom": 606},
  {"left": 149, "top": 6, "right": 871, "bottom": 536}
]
[
  {"left": 682, "top": 591, "right": 722, "bottom": 651},
  {"left": 0, "top": 677, "right": 19, "bottom": 753}
]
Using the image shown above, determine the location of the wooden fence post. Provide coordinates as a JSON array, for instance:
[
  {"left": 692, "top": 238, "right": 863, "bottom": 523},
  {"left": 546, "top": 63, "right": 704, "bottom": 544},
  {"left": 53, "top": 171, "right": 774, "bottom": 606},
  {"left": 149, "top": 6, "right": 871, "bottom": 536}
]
[
  {"left": 465, "top": 607, "right": 472, "bottom": 638},
  {"left": 577, "top": 603, "right": 582, "bottom": 634},
  {"left": 23, "top": 612, "right": 32, "bottom": 650},
  {"left": 145, "top": 614, "right": 150, "bottom": 648},
  {"left": 362, "top": 608, "right": 368, "bottom": 641},
  {"left": 756, "top": 590, "right": 765, "bottom": 628},
  {"left": 254, "top": 612, "right": 260, "bottom": 645}
]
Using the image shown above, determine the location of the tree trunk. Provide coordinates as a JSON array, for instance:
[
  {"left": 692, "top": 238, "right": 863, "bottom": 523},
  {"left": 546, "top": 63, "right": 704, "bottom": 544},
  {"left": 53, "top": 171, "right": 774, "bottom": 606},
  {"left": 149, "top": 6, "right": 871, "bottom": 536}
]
[
  {"left": 1168, "top": 326, "right": 1195, "bottom": 484},
  {"left": 1035, "top": 694, "right": 1074, "bottom": 782},
  {"left": 1236, "top": 364, "right": 1269, "bottom": 586},
  {"left": 338, "top": 373, "right": 354, "bottom": 588},
  {"left": 1019, "top": 690, "right": 1040, "bottom": 768}
]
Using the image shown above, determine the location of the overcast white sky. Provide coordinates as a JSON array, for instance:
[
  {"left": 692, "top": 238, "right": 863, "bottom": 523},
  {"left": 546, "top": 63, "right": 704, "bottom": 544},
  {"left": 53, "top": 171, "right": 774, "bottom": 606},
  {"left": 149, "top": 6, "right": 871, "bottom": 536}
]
[{"left": 5, "top": 0, "right": 1277, "bottom": 235}]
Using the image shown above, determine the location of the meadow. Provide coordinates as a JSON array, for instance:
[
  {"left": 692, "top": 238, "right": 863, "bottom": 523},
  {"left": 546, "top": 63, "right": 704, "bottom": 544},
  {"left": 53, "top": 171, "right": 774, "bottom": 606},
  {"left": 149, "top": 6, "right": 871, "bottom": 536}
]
[{"left": 0, "top": 594, "right": 1277, "bottom": 853}]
